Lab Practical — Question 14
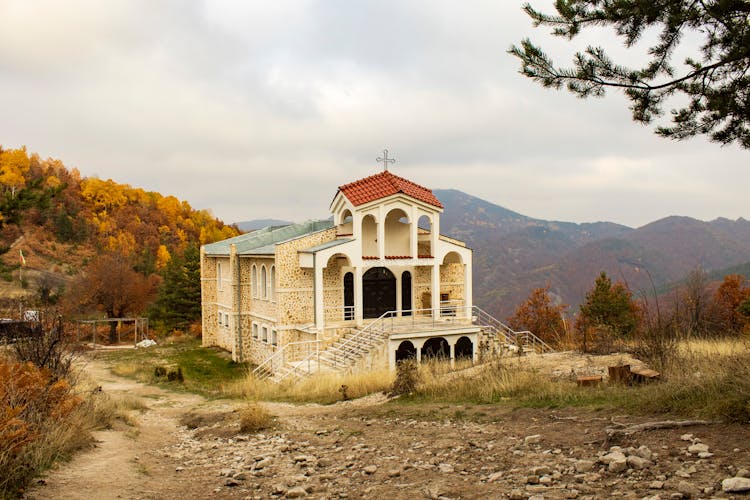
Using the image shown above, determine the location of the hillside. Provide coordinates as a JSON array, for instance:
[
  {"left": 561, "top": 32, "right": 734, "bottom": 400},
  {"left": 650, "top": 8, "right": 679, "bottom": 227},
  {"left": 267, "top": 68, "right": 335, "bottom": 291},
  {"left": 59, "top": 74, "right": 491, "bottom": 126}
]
[
  {"left": 434, "top": 190, "right": 750, "bottom": 318},
  {"left": 0, "top": 146, "right": 239, "bottom": 311}
]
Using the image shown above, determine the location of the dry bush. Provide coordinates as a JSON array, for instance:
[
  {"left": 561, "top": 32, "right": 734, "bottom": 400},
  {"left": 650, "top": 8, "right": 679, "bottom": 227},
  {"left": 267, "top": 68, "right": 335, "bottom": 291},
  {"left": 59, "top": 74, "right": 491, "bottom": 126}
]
[
  {"left": 238, "top": 403, "right": 274, "bottom": 433},
  {"left": 390, "top": 360, "right": 420, "bottom": 396},
  {"left": 0, "top": 361, "right": 84, "bottom": 496}
]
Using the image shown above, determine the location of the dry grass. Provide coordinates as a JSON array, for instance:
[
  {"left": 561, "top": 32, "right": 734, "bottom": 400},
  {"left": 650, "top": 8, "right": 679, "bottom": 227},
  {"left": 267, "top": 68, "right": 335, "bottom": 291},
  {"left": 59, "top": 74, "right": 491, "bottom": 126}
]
[
  {"left": 228, "top": 368, "right": 394, "bottom": 405},
  {"left": 238, "top": 403, "right": 274, "bottom": 433},
  {"left": 401, "top": 339, "right": 750, "bottom": 423}
]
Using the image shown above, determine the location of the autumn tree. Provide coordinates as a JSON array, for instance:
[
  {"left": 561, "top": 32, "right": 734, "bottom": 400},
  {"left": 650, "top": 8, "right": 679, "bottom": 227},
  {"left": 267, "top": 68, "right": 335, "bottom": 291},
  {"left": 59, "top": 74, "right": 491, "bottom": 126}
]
[
  {"left": 714, "top": 274, "right": 750, "bottom": 334},
  {"left": 68, "top": 252, "right": 158, "bottom": 343},
  {"left": 510, "top": 1, "right": 750, "bottom": 148},
  {"left": 677, "top": 267, "right": 718, "bottom": 336},
  {"left": 578, "top": 271, "right": 639, "bottom": 339},
  {"left": 508, "top": 286, "right": 568, "bottom": 346},
  {"left": 0, "top": 146, "right": 30, "bottom": 197}
]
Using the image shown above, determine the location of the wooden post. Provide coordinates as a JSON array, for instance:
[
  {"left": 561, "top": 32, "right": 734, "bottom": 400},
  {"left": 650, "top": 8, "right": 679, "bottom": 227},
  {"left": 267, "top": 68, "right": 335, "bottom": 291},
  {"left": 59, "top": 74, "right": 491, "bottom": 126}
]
[{"left": 608, "top": 365, "right": 632, "bottom": 385}]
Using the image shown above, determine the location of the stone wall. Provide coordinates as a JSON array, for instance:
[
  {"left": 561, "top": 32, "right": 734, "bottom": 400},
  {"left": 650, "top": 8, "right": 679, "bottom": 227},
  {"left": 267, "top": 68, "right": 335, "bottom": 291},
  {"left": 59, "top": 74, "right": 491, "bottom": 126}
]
[
  {"left": 440, "top": 262, "right": 465, "bottom": 304},
  {"left": 275, "top": 228, "right": 337, "bottom": 325}
]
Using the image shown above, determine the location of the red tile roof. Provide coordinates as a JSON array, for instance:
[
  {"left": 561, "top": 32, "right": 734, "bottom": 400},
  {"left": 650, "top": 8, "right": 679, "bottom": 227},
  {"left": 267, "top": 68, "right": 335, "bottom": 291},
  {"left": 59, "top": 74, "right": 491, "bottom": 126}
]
[{"left": 337, "top": 171, "right": 443, "bottom": 209}]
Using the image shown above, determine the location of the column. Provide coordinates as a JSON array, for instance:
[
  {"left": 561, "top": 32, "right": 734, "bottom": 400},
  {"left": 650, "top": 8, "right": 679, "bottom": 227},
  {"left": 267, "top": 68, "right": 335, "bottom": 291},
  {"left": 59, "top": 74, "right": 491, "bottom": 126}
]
[
  {"left": 410, "top": 207, "right": 418, "bottom": 258},
  {"left": 450, "top": 341, "right": 455, "bottom": 369},
  {"left": 431, "top": 263, "right": 440, "bottom": 316},
  {"left": 314, "top": 257, "right": 325, "bottom": 332},
  {"left": 395, "top": 269, "right": 402, "bottom": 317},
  {"left": 354, "top": 266, "right": 363, "bottom": 327},
  {"left": 377, "top": 207, "right": 385, "bottom": 259},
  {"left": 464, "top": 259, "right": 473, "bottom": 313}
]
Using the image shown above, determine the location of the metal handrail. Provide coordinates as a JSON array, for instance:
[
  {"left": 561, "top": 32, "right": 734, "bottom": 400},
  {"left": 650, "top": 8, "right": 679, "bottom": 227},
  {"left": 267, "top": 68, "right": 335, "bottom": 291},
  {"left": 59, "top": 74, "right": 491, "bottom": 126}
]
[
  {"left": 252, "top": 340, "right": 320, "bottom": 378},
  {"left": 262, "top": 305, "right": 553, "bottom": 382}
]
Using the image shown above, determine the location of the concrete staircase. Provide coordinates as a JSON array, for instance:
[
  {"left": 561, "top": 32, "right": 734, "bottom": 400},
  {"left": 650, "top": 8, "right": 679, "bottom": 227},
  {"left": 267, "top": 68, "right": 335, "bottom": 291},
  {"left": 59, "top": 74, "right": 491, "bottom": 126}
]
[{"left": 253, "top": 306, "right": 553, "bottom": 383}]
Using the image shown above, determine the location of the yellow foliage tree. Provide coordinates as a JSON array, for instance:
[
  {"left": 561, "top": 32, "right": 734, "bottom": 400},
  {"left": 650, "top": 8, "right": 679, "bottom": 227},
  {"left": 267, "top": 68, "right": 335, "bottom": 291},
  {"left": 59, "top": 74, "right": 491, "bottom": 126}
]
[
  {"left": 0, "top": 146, "right": 31, "bottom": 197},
  {"left": 156, "top": 244, "right": 171, "bottom": 270}
]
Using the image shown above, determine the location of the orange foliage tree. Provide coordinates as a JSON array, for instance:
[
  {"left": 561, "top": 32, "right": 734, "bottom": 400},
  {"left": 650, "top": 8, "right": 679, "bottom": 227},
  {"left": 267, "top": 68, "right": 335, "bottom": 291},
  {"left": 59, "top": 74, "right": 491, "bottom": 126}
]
[
  {"left": 67, "top": 252, "right": 159, "bottom": 342},
  {"left": 508, "top": 286, "right": 568, "bottom": 346},
  {"left": 714, "top": 274, "right": 750, "bottom": 334}
]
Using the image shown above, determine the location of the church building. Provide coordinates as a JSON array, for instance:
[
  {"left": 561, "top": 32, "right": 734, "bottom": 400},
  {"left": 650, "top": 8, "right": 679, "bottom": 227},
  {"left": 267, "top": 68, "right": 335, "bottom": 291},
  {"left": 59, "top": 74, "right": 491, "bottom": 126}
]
[{"left": 200, "top": 167, "right": 481, "bottom": 380}]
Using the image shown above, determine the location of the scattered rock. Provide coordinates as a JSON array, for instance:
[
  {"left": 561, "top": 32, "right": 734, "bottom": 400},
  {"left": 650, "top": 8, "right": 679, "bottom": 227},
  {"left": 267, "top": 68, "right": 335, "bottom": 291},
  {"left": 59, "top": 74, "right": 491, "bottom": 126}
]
[
  {"left": 487, "top": 471, "right": 503, "bottom": 483},
  {"left": 437, "top": 463, "right": 454, "bottom": 473},
  {"left": 626, "top": 455, "right": 651, "bottom": 469},
  {"left": 687, "top": 443, "right": 709, "bottom": 454},
  {"left": 722, "top": 477, "right": 750, "bottom": 493},
  {"left": 574, "top": 460, "right": 595, "bottom": 473},
  {"left": 524, "top": 434, "right": 542, "bottom": 445},
  {"left": 286, "top": 486, "right": 309, "bottom": 498},
  {"left": 649, "top": 480, "right": 664, "bottom": 489},
  {"left": 363, "top": 465, "right": 377, "bottom": 475},
  {"left": 387, "top": 468, "right": 401, "bottom": 478},
  {"left": 677, "top": 480, "right": 701, "bottom": 498}
]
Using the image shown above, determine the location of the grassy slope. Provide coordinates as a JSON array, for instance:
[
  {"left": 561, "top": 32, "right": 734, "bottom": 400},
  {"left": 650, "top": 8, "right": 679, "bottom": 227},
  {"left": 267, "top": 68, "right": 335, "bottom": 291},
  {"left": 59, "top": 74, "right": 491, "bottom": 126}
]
[{"left": 97, "top": 337, "right": 750, "bottom": 422}]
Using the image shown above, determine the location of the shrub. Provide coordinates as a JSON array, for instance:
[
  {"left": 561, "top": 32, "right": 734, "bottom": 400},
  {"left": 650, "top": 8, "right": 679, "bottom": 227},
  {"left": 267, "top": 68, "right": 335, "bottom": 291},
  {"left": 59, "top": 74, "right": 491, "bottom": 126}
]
[
  {"left": 0, "top": 361, "right": 83, "bottom": 496},
  {"left": 390, "top": 360, "right": 420, "bottom": 396},
  {"left": 238, "top": 404, "right": 273, "bottom": 433}
]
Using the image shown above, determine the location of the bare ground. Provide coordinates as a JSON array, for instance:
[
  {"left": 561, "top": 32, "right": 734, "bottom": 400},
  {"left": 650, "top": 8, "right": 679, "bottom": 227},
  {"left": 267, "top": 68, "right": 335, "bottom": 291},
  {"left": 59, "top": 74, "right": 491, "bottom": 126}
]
[{"left": 26, "top": 354, "right": 750, "bottom": 500}]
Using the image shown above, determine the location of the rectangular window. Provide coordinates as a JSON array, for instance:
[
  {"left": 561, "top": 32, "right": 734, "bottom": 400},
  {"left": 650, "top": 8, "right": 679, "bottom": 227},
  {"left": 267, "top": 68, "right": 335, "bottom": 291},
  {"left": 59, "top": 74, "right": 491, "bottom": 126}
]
[
  {"left": 261, "top": 326, "right": 268, "bottom": 343},
  {"left": 217, "top": 262, "right": 222, "bottom": 291},
  {"left": 224, "top": 314, "right": 230, "bottom": 327},
  {"left": 252, "top": 323, "right": 258, "bottom": 339},
  {"left": 218, "top": 312, "right": 222, "bottom": 325},
  {"left": 271, "top": 329, "right": 277, "bottom": 346}
]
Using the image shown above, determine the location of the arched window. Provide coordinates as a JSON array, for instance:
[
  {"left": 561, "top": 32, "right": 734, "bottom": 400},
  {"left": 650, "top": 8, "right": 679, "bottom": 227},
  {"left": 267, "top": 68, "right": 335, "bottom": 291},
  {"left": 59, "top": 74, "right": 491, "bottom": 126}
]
[
  {"left": 251, "top": 265, "right": 258, "bottom": 298},
  {"left": 417, "top": 215, "right": 433, "bottom": 258},
  {"left": 270, "top": 265, "right": 276, "bottom": 300},
  {"left": 261, "top": 265, "right": 268, "bottom": 299},
  {"left": 217, "top": 262, "right": 223, "bottom": 291}
]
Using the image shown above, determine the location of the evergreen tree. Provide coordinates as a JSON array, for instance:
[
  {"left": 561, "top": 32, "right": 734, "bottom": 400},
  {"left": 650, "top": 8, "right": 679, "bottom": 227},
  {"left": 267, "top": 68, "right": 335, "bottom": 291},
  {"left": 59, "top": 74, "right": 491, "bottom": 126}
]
[
  {"left": 510, "top": 1, "right": 750, "bottom": 148},
  {"left": 150, "top": 245, "right": 201, "bottom": 333},
  {"left": 578, "top": 271, "right": 639, "bottom": 338}
]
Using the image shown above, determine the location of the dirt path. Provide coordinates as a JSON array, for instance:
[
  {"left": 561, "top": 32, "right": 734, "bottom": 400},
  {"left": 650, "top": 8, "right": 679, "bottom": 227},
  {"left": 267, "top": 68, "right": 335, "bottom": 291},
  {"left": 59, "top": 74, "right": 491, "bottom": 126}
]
[{"left": 27, "top": 357, "right": 750, "bottom": 500}]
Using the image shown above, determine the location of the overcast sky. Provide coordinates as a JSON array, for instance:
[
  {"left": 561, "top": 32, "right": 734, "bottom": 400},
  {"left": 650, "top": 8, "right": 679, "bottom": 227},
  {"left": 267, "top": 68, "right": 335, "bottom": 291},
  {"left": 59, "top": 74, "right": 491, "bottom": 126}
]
[{"left": 0, "top": 0, "right": 746, "bottom": 229}]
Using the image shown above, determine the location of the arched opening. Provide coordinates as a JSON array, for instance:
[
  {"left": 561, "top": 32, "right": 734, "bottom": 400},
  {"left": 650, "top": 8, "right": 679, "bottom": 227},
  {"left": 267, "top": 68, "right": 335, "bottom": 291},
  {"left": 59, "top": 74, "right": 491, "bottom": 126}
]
[
  {"left": 455, "top": 336, "right": 473, "bottom": 360},
  {"left": 343, "top": 272, "right": 354, "bottom": 320},
  {"left": 442, "top": 251, "right": 463, "bottom": 265},
  {"left": 363, "top": 267, "right": 396, "bottom": 318},
  {"left": 421, "top": 337, "right": 449, "bottom": 360},
  {"left": 417, "top": 215, "right": 432, "bottom": 258},
  {"left": 338, "top": 209, "right": 353, "bottom": 235},
  {"left": 260, "top": 265, "right": 268, "bottom": 299},
  {"left": 395, "top": 340, "right": 417, "bottom": 363},
  {"left": 401, "top": 270, "right": 412, "bottom": 316},
  {"left": 384, "top": 208, "right": 411, "bottom": 257},
  {"left": 270, "top": 265, "right": 276, "bottom": 300},
  {"left": 251, "top": 265, "right": 258, "bottom": 298},
  {"left": 361, "top": 214, "right": 377, "bottom": 257}
]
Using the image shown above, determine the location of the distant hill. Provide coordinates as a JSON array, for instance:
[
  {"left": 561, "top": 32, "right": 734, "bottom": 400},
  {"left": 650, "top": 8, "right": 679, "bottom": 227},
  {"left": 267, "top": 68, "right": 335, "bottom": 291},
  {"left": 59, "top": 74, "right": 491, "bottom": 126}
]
[
  {"left": 433, "top": 189, "right": 750, "bottom": 319},
  {"left": 0, "top": 146, "right": 239, "bottom": 305},
  {"left": 235, "top": 219, "right": 293, "bottom": 232}
]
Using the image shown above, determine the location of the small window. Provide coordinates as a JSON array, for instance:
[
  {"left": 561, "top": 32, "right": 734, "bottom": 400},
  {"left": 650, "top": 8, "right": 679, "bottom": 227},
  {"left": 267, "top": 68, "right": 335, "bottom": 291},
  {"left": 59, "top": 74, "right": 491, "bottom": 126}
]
[
  {"left": 261, "top": 326, "right": 268, "bottom": 343},
  {"left": 252, "top": 323, "right": 259, "bottom": 339},
  {"left": 261, "top": 265, "right": 268, "bottom": 299},
  {"left": 271, "top": 329, "right": 277, "bottom": 346},
  {"left": 218, "top": 312, "right": 223, "bottom": 325},
  {"left": 251, "top": 265, "right": 257, "bottom": 298},
  {"left": 224, "top": 314, "right": 230, "bottom": 327},
  {"left": 217, "top": 262, "right": 223, "bottom": 291}
]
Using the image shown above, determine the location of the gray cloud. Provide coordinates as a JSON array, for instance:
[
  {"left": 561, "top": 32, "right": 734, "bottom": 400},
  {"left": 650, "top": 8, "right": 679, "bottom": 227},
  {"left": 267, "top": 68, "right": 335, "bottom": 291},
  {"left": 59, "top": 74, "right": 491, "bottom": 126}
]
[{"left": 0, "top": 0, "right": 746, "bottom": 229}]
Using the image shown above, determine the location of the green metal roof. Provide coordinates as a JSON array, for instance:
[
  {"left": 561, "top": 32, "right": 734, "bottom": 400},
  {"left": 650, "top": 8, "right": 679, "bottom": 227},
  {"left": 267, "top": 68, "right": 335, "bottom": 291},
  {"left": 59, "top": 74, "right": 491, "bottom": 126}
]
[
  {"left": 299, "top": 238, "right": 353, "bottom": 254},
  {"left": 202, "top": 219, "right": 334, "bottom": 256}
]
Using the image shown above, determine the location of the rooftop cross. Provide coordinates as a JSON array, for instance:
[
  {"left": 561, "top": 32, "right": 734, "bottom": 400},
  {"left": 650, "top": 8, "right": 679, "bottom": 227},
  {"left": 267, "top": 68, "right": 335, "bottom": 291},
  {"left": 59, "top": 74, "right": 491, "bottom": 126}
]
[{"left": 376, "top": 148, "right": 395, "bottom": 171}]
